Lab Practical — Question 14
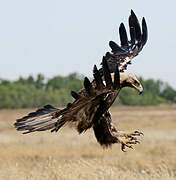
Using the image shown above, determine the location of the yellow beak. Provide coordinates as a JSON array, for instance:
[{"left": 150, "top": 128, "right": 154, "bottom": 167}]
[{"left": 132, "top": 84, "right": 143, "bottom": 94}]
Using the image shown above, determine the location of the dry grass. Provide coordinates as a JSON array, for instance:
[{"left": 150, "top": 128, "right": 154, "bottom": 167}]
[{"left": 0, "top": 106, "right": 176, "bottom": 180}]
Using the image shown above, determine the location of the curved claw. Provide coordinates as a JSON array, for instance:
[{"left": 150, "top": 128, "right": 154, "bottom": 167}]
[
  {"left": 127, "top": 144, "right": 133, "bottom": 150},
  {"left": 136, "top": 140, "right": 140, "bottom": 144},
  {"left": 121, "top": 144, "right": 126, "bottom": 152},
  {"left": 134, "top": 131, "right": 144, "bottom": 136},
  {"left": 140, "top": 132, "right": 144, "bottom": 136},
  {"left": 126, "top": 139, "right": 140, "bottom": 145},
  {"left": 121, "top": 142, "right": 133, "bottom": 152},
  {"left": 127, "top": 135, "right": 137, "bottom": 140}
]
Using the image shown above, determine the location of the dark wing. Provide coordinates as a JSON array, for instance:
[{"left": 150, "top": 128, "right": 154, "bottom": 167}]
[
  {"left": 14, "top": 59, "right": 120, "bottom": 135},
  {"left": 100, "top": 10, "right": 148, "bottom": 73},
  {"left": 91, "top": 10, "right": 148, "bottom": 146},
  {"left": 14, "top": 77, "right": 107, "bottom": 134},
  {"left": 53, "top": 59, "right": 120, "bottom": 134}
]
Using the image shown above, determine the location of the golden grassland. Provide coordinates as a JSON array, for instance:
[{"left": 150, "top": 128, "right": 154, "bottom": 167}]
[{"left": 0, "top": 106, "right": 176, "bottom": 180}]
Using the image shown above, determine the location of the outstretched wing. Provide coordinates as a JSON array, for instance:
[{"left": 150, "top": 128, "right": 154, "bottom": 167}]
[
  {"left": 14, "top": 59, "right": 120, "bottom": 135},
  {"left": 101, "top": 10, "right": 148, "bottom": 73},
  {"left": 52, "top": 59, "right": 120, "bottom": 133}
]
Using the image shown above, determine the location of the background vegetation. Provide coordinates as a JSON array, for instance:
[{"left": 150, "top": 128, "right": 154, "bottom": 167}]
[{"left": 0, "top": 73, "right": 176, "bottom": 109}]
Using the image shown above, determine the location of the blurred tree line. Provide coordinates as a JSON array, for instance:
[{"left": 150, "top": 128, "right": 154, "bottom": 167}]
[{"left": 0, "top": 73, "right": 175, "bottom": 109}]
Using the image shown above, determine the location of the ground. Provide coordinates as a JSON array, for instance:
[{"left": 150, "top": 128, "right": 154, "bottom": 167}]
[{"left": 0, "top": 106, "right": 175, "bottom": 180}]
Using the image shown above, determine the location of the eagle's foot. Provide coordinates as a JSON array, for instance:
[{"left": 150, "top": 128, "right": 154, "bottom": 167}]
[{"left": 118, "top": 131, "right": 144, "bottom": 152}]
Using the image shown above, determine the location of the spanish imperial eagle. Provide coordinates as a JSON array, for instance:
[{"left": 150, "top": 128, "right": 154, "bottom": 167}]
[{"left": 14, "top": 10, "right": 147, "bottom": 151}]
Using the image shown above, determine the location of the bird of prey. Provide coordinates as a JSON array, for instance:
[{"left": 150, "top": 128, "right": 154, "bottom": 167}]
[{"left": 14, "top": 10, "right": 147, "bottom": 151}]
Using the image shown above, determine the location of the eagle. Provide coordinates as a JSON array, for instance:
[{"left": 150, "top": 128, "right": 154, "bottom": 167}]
[{"left": 14, "top": 10, "right": 147, "bottom": 151}]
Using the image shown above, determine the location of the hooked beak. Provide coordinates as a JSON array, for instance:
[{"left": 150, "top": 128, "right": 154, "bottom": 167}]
[{"left": 132, "top": 84, "right": 143, "bottom": 95}]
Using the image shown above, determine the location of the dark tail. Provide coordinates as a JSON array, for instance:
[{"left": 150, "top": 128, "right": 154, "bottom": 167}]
[{"left": 14, "top": 105, "right": 64, "bottom": 134}]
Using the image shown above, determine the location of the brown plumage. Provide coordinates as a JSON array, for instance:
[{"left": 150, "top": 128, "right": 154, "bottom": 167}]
[
  {"left": 14, "top": 10, "right": 147, "bottom": 151},
  {"left": 14, "top": 59, "right": 119, "bottom": 134},
  {"left": 14, "top": 60, "right": 143, "bottom": 150}
]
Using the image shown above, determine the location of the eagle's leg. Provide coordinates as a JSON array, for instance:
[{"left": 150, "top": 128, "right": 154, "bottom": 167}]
[{"left": 112, "top": 130, "right": 144, "bottom": 152}]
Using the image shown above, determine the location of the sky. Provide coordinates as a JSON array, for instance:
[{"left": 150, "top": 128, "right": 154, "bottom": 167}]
[{"left": 0, "top": 0, "right": 176, "bottom": 88}]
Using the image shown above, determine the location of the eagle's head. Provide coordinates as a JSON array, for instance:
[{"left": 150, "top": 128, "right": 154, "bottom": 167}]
[{"left": 119, "top": 72, "right": 143, "bottom": 94}]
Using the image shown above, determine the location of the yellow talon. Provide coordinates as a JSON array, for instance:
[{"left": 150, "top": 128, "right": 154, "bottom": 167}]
[
  {"left": 121, "top": 143, "right": 133, "bottom": 152},
  {"left": 120, "top": 131, "right": 144, "bottom": 151},
  {"left": 126, "top": 131, "right": 144, "bottom": 137}
]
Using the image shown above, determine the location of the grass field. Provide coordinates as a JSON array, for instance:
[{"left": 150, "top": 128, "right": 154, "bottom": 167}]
[{"left": 0, "top": 106, "right": 176, "bottom": 180}]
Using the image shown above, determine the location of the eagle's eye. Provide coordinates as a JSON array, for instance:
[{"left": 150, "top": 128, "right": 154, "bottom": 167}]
[{"left": 134, "top": 80, "right": 140, "bottom": 87}]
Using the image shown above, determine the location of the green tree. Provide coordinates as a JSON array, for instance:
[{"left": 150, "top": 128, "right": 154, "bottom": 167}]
[{"left": 0, "top": 73, "right": 175, "bottom": 109}]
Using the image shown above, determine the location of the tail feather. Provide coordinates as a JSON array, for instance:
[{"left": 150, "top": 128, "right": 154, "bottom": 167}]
[
  {"left": 51, "top": 118, "right": 67, "bottom": 132},
  {"left": 14, "top": 104, "right": 61, "bottom": 134},
  {"left": 23, "top": 121, "right": 58, "bottom": 134},
  {"left": 16, "top": 105, "right": 57, "bottom": 123}
]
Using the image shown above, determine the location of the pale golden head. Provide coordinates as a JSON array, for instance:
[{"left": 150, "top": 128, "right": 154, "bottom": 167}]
[{"left": 112, "top": 72, "right": 143, "bottom": 94}]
